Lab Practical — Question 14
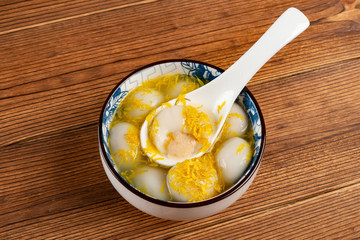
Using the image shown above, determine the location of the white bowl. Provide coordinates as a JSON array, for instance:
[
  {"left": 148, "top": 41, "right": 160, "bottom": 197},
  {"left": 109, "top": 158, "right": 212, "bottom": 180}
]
[{"left": 98, "top": 60, "right": 266, "bottom": 220}]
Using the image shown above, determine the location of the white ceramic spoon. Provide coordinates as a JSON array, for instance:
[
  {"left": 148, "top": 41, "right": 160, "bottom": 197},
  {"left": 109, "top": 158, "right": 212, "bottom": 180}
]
[{"left": 141, "top": 7, "right": 309, "bottom": 167}]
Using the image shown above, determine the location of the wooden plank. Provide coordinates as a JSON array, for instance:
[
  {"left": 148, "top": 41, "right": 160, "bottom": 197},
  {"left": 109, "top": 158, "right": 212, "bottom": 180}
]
[
  {"left": 168, "top": 183, "right": 360, "bottom": 240},
  {"left": 0, "top": 0, "right": 156, "bottom": 33},
  {"left": 1, "top": 127, "right": 358, "bottom": 238},
  {"left": 1, "top": 59, "right": 359, "bottom": 239},
  {"left": 1, "top": 0, "right": 359, "bottom": 238},
  {"left": 1, "top": 0, "right": 359, "bottom": 146},
  {"left": 0, "top": 0, "right": 355, "bottom": 88}
]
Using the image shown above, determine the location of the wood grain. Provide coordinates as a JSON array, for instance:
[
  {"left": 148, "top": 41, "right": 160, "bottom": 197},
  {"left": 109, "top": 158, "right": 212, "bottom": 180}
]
[{"left": 1, "top": 0, "right": 359, "bottom": 239}]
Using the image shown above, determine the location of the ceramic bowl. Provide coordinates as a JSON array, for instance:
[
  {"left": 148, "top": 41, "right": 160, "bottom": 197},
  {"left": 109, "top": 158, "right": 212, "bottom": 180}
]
[{"left": 98, "top": 60, "right": 266, "bottom": 220}]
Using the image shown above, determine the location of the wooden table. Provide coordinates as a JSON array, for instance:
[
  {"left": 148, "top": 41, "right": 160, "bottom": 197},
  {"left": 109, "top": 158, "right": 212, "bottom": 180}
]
[{"left": 1, "top": 0, "right": 359, "bottom": 239}]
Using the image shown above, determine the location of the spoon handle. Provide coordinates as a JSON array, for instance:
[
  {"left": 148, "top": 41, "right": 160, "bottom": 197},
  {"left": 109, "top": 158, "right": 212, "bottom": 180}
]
[
  {"left": 224, "top": 7, "right": 309, "bottom": 93},
  {"left": 188, "top": 8, "right": 309, "bottom": 112}
]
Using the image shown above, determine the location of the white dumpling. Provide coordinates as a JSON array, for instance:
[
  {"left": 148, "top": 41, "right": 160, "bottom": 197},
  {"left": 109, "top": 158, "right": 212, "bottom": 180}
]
[
  {"left": 131, "top": 166, "right": 170, "bottom": 201},
  {"left": 150, "top": 105, "right": 185, "bottom": 154},
  {"left": 127, "top": 89, "right": 164, "bottom": 118},
  {"left": 149, "top": 105, "right": 202, "bottom": 159},
  {"left": 167, "top": 171, "right": 218, "bottom": 202},
  {"left": 216, "top": 137, "right": 252, "bottom": 186},
  {"left": 109, "top": 122, "right": 141, "bottom": 171},
  {"left": 167, "top": 81, "right": 187, "bottom": 99},
  {"left": 222, "top": 103, "right": 249, "bottom": 139},
  {"left": 167, "top": 155, "right": 221, "bottom": 202},
  {"left": 167, "top": 78, "right": 200, "bottom": 99}
]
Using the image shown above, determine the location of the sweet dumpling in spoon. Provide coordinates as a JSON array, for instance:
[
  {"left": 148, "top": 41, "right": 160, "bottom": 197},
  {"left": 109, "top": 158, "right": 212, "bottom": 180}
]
[{"left": 148, "top": 99, "right": 216, "bottom": 161}]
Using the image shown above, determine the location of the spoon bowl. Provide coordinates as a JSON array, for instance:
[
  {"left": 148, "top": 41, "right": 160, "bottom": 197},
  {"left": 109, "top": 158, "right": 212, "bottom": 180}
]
[{"left": 141, "top": 7, "right": 309, "bottom": 167}]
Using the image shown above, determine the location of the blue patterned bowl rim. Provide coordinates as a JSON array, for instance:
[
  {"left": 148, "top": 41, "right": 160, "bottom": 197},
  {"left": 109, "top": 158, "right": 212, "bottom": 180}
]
[{"left": 98, "top": 59, "right": 266, "bottom": 207}]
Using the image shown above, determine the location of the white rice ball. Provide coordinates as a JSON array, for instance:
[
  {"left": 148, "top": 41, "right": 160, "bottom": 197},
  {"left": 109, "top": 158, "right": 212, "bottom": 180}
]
[
  {"left": 166, "top": 154, "right": 221, "bottom": 202},
  {"left": 109, "top": 122, "right": 141, "bottom": 171},
  {"left": 167, "top": 81, "right": 187, "bottom": 99},
  {"left": 131, "top": 166, "right": 170, "bottom": 201},
  {"left": 222, "top": 103, "right": 249, "bottom": 139},
  {"left": 216, "top": 137, "right": 252, "bottom": 186},
  {"left": 127, "top": 89, "right": 164, "bottom": 118},
  {"left": 150, "top": 105, "right": 185, "bottom": 155}
]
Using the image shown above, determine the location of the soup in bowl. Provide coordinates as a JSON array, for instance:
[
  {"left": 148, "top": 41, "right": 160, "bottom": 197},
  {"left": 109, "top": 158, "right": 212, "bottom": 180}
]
[{"left": 98, "top": 60, "right": 265, "bottom": 220}]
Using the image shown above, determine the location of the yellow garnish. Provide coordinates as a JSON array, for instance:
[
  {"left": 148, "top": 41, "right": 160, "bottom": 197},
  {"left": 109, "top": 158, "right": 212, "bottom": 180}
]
[
  {"left": 126, "top": 126, "right": 140, "bottom": 151},
  {"left": 195, "top": 77, "right": 205, "bottom": 87},
  {"left": 237, "top": 143, "right": 245, "bottom": 154},
  {"left": 199, "top": 141, "right": 212, "bottom": 153},
  {"left": 145, "top": 109, "right": 157, "bottom": 123},
  {"left": 115, "top": 149, "right": 131, "bottom": 165},
  {"left": 136, "top": 185, "right": 149, "bottom": 195},
  {"left": 168, "top": 153, "right": 224, "bottom": 202},
  {"left": 182, "top": 105, "right": 213, "bottom": 149},
  {"left": 149, "top": 118, "right": 159, "bottom": 144},
  {"left": 216, "top": 115, "right": 223, "bottom": 126},
  {"left": 160, "top": 179, "right": 166, "bottom": 193},
  {"left": 125, "top": 93, "right": 153, "bottom": 111},
  {"left": 217, "top": 101, "right": 226, "bottom": 114},
  {"left": 152, "top": 156, "right": 165, "bottom": 161},
  {"left": 113, "top": 126, "right": 140, "bottom": 169},
  {"left": 228, "top": 112, "right": 244, "bottom": 120},
  {"left": 164, "top": 132, "right": 174, "bottom": 150},
  {"left": 121, "top": 171, "right": 134, "bottom": 185},
  {"left": 221, "top": 121, "right": 231, "bottom": 138},
  {"left": 245, "top": 144, "right": 253, "bottom": 162},
  {"left": 175, "top": 93, "right": 187, "bottom": 105},
  {"left": 162, "top": 102, "right": 172, "bottom": 108},
  {"left": 143, "top": 139, "right": 161, "bottom": 162}
]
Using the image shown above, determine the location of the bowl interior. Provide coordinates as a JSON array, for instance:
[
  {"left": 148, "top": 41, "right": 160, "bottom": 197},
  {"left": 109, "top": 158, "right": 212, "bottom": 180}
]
[{"left": 100, "top": 60, "right": 264, "bottom": 202}]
